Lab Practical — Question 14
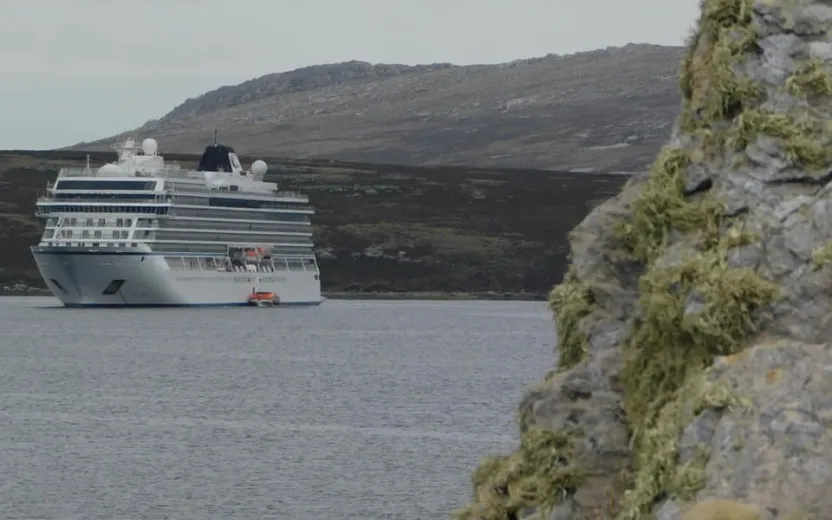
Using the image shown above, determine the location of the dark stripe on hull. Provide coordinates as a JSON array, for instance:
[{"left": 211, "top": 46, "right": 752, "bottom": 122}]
[{"left": 62, "top": 300, "right": 326, "bottom": 309}]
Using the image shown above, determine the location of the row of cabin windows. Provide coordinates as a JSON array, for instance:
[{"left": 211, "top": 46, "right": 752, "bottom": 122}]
[
  {"left": 38, "top": 205, "right": 169, "bottom": 214},
  {"left": 51, "top": 229, "right": 130, "bottom": 239},
  {"left": 47, "top": 217, "right": 306, "bottom": 231},
  {"left": 160, "top": 220, "right": 310, "bottom": 233},
  {"left": 54, "top": 180, "right": 158, "bottom": 190},
  {"left": 50, "top": 217, "right": 136, "bottom": 228},
  {"left": 43, "top": 242, "right": 137, "bottom": 248},
  {"left": 175, "top": 276, "right": 289, "bottom": 283},
  {"left": 173, "top": 209, "right": 310, "bottom": 222},
  {"left": 151, "top": 231, "right": 312, "bottom": 243},
  {"left": 173, "top": 195, "right": 309, "bottom": 210},
  {"left": 52, "top": 193, "right": 163, "bottom": 201}
]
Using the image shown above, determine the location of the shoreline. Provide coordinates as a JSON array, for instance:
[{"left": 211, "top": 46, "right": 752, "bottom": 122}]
[
  {"left": 0, "top": 290, "right": 546, "bottom": 301},
  {"left": 322, "top": 291, "right": 546, "bottom": 301}
]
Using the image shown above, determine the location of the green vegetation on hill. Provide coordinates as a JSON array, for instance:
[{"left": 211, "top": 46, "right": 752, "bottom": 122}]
[{"left": 0, "top": 150, "right": 628, "bottom": 296}]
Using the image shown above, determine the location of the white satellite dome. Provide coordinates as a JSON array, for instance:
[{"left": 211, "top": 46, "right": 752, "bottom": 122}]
[
  {"left": 251, "top": 159, "right": 268, "bottom": 175},
  {"left": 141, "top": 138, "right": 158, "bottom": 156},
  {"left": 97, "top": 163, "right": 127, "bottom": 177}
]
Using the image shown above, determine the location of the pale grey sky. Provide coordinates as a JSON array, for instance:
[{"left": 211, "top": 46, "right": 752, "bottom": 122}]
[{"left": 0, "top": 0, "right": 700, "bottom": 150}]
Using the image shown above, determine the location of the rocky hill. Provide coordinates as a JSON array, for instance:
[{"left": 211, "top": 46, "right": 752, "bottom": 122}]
[{"left": 73, "top": 44, "right": 685, "bottom": 172}]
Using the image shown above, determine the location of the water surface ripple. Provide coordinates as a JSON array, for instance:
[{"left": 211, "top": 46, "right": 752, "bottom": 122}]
[{"left": 0, "top": 297, "right": 553, "bottom": 519}]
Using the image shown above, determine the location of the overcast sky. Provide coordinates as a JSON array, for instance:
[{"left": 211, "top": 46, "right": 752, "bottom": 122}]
[{"left": 0, "top": 0, "right": 700, "bottom": 150}]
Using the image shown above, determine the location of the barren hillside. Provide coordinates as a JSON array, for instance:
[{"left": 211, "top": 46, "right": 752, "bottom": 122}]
[{"left": 76, "top": 43, "right": 684, "bottom": 171}]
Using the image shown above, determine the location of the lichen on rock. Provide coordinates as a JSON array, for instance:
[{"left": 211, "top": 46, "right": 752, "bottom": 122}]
[
  {"left": 679, "top": 499, "right": 763, "bottom": 520},
  {"left": 786, "top": 58, "right": 832, "bottom": 97},
  {"left": 811, "top": 240, "right": 832, "bottom": 267},
  {"left": 453, "top": 0, "right": 832, "bottom": 518},
  {"left": 652, "top": 339, "right": 832, "bottom": 520}
]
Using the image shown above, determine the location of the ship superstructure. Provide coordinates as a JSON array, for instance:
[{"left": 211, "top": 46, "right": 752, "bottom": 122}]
[{"left": 31, "top": 137, "right": 324, "bottom": 307}]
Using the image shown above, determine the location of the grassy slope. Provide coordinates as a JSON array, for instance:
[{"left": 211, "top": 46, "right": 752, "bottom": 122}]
[{"left": 0, "top": 150, "right": 628, "bottom": 296}]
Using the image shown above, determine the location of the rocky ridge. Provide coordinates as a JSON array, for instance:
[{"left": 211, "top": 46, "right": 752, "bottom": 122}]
[
  {"left": 75, "top": 44, "right": 684, "bottom": 172},
  {"left": 455, "top": 0, "right": 832, "bottom": 519}
]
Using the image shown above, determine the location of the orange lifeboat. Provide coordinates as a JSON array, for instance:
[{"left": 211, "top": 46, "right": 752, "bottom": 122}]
[{"left": 247, "top": 291, "right": 280, "bottom": 307}]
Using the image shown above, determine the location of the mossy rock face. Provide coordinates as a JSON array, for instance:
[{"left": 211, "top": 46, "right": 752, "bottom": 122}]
[
  {"left": 610, "top": 0, "right": 832, "bottom": 517},
  {"left": 655, "top": 339, "right": 832, "bottom": 519},
  {"left": 679, "top": 0, "right": 760, "bottom": 135},
  {"left": 620, "top": 228, "right": 778, "bottom": 427},
  {"left": 456, "top": 0, "right": 832, "bottom": 518},
  {"left": 451, "top": 428, "right": 584, "bottom": 520},
  {"left": 455, "top": 170, "right": 641, "bottom": 519},
  {"left": 548, "top": 267, "right": 595, "bottom": 370},
  {"left": 615, "top": 146, "right": 724, "bottom": 263}
]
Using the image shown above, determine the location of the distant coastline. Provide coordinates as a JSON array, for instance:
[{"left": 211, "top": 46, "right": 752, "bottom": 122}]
[
  {"left": 1, "top": 150, "right": 628, "bottom": 298},
  {"left": 0, "top": 284, "right": 51, "bottom": 297},
  {"left": 1, "top": 288, "right": 545, "bottom": 301},
  {"left": 322, "top": 291, "right": 546, "bottom": 301}
]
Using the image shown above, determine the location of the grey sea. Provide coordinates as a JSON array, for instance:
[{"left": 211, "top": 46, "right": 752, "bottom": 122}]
[{"left": 0, "top": 296, "right": 555, "bottom": 520}]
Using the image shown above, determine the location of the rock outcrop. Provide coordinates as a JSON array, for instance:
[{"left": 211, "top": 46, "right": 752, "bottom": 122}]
[{"left": 454, "top": 0, "right": 832, "bottom": 519}]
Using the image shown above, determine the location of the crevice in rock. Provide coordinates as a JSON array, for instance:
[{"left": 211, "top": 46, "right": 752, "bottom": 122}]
[
  {"left": 684, "top": 177, "right": 713, "bottom": 196},
  {"left": 724, "top": 205, "right": 750, "bottom": 218},
  {"left": 765, "top": 169, "right": 832, "bottom": 185}
]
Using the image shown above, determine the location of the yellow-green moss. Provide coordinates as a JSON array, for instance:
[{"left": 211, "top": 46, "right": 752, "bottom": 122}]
[
  {"left": 726, "top": 109, "right": 832, "bottom": 172},
  {"left": 678, "top": 21, "right": 703, "bottom": 101},
  {"left": 742, "top": 56, "right": 832, "bottom": 174},
  {"left": 811, "top": 241, "right": 832, "bottom": 268},
  {"left": 616, "top": 146, "right": 724, "bottom": 263},
  {"left": 459, "top": 1, "right": 826, "bottom": 516},
  {"left": 472, "top": 456, "right": 511, "bottom": 491},
  {"left": 782, "top": 498, "right": 825, "bottom": 520},
  {"left": 615, "top": 236, "right": 776, "bottom": 520},
  {"left": 671, "top": 445, "right": 710, "bottom": 501},
  {"left": 679, "top": 0, "right": 759, "bottom": 134},
  {"left": 452, "top": 428, "right": 584, "bottom": 520},
  {"left": 699, "top": 0, "right": 753, "bottom": 34},
  {"left": 548, "top": 267, "right": 595, "bottom": 370},
  {"left": 617, "top": 371, "right": 757, "bottom": 520},
  {"left": 623, "top": 228, "right": 777, "bottom": 421},
  {"left": 609, "top": 0, "right": 801, "bottom": 514},
  {"left": 786, "top": 58, "right": 832, "bottom": 97}
]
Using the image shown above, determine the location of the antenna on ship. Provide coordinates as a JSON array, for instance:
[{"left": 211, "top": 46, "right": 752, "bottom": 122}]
[
  {"left": 213, "top": 129, "right": 218, "bottom": 146},
  {"left": 85, "top": 154, "right": 90, "bottom": 171}
]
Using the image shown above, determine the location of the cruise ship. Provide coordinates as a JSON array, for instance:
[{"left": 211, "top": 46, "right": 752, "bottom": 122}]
[{"left": 30, "top": 136, "right": 325, "bottom": 307}]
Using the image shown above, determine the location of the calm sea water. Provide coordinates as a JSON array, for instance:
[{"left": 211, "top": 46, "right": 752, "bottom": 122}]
[{"left": 0, "top": 296, "right": 555, "bottom": 520}]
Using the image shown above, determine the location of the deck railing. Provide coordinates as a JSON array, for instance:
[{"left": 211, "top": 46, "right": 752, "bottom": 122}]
[{"left": 52, "top": 168, "right": 308, "bottom": 202}]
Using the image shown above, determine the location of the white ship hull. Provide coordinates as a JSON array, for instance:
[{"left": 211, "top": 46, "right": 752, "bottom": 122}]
[{"left": 31, "top": 247, "right": 324, "bottom": 308}]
